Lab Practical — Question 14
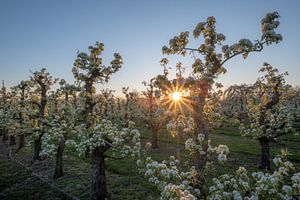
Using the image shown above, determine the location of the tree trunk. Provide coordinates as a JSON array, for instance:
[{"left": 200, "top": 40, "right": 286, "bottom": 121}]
[
  {"left": 2, "top": 129, "right": 8, "bottom": 142},
  {"left": 151, "top": 129, "right": 158, "bottom": 149},
  {"left": 17, "top": 135, "right": 25, "bottom": 150},
  {"left": 92, "top": 147, "right": 107, "bottom": 200},
  {"left": 54, "top": 139, "right": 65, "bottom": 178},
  {"left": 33, "top": 136, "right": 42, "bottom": 160},
  {"left": 259, "top": 138, "right": 271, "bottom": 170},
  {"left": 9, "top": 135, "right": 16, "bottom": 146},
  {"left": 33, "top": 87, "right": 47, "bottom": 161},
  {"left": 192, "top": 96, "right": 209, "bottom": 171}
]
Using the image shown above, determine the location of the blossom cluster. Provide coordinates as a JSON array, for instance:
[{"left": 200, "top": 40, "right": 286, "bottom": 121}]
[
  {"left": 166, "top": 115, "right": 194, "bottom": 138},
  {"left": 0, "top": 87, "right": 33, "bottom": 140},
  {"left": 40, "top": 101, "right": 77, "bottom": 157},
  {"left": 208, "top": 153, "right": 300, "bottom": 200},
  {"left": 239, "top": 64, "right": 296, "bottom": 141},
  {"left": 75, "top": 120, "right": 141, "bottom": 158},
  {"left": 203, "top": 88, "right": 225, "bottom": 129},
  {"left": 261, "top": 12, "right": 282, "bottom": 44},
  {"left": 240, "top": 103, "right": 295, "bottom": 139},
  {"left": 137, "top": 156, "right": 200, "bottom": 200},
  {"left": 185, "top": 133, "right": 229, "bottom": 163}
]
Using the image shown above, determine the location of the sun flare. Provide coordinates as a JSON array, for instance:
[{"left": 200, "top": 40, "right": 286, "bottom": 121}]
[
  {"left": 160, "top": 84, "right": 193, "bottom": 113},
  {"left": 171, "top": 91, "right": 182, "bottom": 101}
]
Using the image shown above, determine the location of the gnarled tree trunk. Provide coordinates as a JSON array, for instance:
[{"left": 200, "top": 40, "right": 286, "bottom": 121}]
[
  {"left": 33, "top": 135, "right": 42, "bottom": 160},
  {"left": 33, "top": 88, "right": 47, "bottom": 161},
  {"left": 17, "top": 135, "right": 25, "bottom": 150},
  {"left": 151, "top": 129, "right": 158, "bottom": 149},
  {"left": 92, "top": 147, "right": 107, "bottom": 200},
  {"left": 2, "top": 129, "right": 8, "bottom": 142},
  {"left": 192, "top": 96, "right": 209, "bottom": 171},
  {"left": 259, "top": 137, "right": 271, "bottom": 170},
  {"left": 9, "top": 135, "right": 16, "bottom": 146},
  {"left": 54, "top": 139, "right": 65, "bottom": 178}
]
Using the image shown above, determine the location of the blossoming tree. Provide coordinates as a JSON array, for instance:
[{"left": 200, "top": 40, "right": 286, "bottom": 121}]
[
  {"left": 0, "top": 81, "right": 9, "bottom": 143},
  {"left": 140, "top": 78, "right": 169, "bottom": 148},
  {"left": 10, "top": 81, "right": 31, "bottom": 150},
  {"left": 40, "top": 79, "right": 78, "bottom": 178},
  {"left": 223, "top": 84, "right": 252, "bottom": 124},
  {"left": 162, "top": 11, "right": 282, "bottom": 171},
  {"left": 72, "top": 41, "right": 141, "bottom": 200},
  {"left": 29, "top": 68, "right": 57, "bottom": 160},
  {"left": 136, "top": 11, "right": 287, "bottom": 200},
  {"left": 240, "top": 63, "right": 295, "bottom": 169}
]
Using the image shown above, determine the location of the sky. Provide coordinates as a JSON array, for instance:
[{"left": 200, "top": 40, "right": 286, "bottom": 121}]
[{"left": 0, "top": 0, "right": 299, "bottom": 95}]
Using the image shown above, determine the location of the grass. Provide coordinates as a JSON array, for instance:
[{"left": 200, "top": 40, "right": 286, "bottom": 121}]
[
  {"left": 0, "top": 152, "right": 72, "bottom": 200},
  {"left": 0, "top": 122, "right": 299, "bottom": 199}
]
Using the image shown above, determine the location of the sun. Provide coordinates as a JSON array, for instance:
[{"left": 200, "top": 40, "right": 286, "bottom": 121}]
[
  {"left": 160, "top": 84, "right": 193, "bottom": 113},
  {"left": 171, "top": 91, "right": 182, "bottom": 101}
]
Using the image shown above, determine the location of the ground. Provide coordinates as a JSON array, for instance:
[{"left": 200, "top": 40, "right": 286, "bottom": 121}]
[{"left": 0, "top": 123, "right": 299, "bottom": 199}]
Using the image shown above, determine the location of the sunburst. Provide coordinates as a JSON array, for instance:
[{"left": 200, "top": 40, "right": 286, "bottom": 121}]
[
  {"left": 160, "top": 82, "right": 193, "bottom": 114},
  {"left": 171, "top": 91, "right": 182, "bottom": 101}
]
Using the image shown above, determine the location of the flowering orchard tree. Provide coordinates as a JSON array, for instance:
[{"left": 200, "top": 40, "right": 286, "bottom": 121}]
[
  {"left": 162, "top": 11, "right": 282, "bottom": 171},
  {"left": 208, "top": 150, "right": 300, "bottom": 200},
  {"left": 137, "top": 155, "right": 200, "bottom": 199},
  {"left": 167, "top": 113, "right": 194, "bottom": 159},
  {"left": 139, "top": 147, "right": 299, "bottom": 199},
  {"left": 284, "top": 86, "right": 300, "bottom": 122},
  {"left": 95, "top": 89, "right": 116, "bottom": 121},
  {"left": 158, "top": 59, "right": 229, "bottom": 154},
  {"left": 72, "top": 41, "right": 141, "bottom": 200},
  {"left": 72, "top": 41, "right": 122, "bottom": 136},
  {"left": 136, "top": 12, "right": 284, "bottom": 200},
  {"left": 0, "top": 82, "right": 30, "bottom": 148},
  {"left": 140, "top": 78, "right": 169, "bottom": 148},
  {"left": 93, "top": 88, "right": 141, "bottom": 125},
  {"left": 6, "top": 95, "right": 17, "bottom": 146},
  {"left": 5, "top": 90, "right": 19, "bottom": 147},
  {"left": 240, "top": 64, "right": 296, "bottom": 170},
  {"left": 137, "top": 142, "right": 230, "bottom": 199},
  {"left": 294, "top": 87, "right": 300, "bottom": 113},
  {"left": 203, "top": 84, "right": 225, "bottom": 129},
  {"left": 40, "top": 79, "right": 78, "bottom": 178},
  {"left": 9, "top": 81, "right": 31, "bottom": 150},
  {"left": 223, "top": 84, "right": 252, "bottom": 124},
  {"left": 0, "top": 81, "right": 10, "bottom": 143},
  {"left": 29, "top": 68, "right": 57, "bottom": 160},
  {"left": 154, "top": 59, "right": 231, "bottom": 194},
  {"left": 140, "top": 67, "right": 230, "bottom": 198},
  {"left": 0, "top": 84, "right": 22, "bottom": 146},
  {"left": 120, "top": 87, "right": 141, "bottom": 126},
  {"left": 157, "top": 59, "right": 193, "bottom": 155}
]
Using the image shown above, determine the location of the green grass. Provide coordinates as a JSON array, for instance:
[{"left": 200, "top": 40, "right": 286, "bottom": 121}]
[
  {"left": 0, "top": 153, "right": 71, "bottom": 200},
  {"left": 0, "top": 122, "right": 299, "bottom": 199},
  {"left": 139, "top": 123, "right": 300, "bottom": 172}
]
